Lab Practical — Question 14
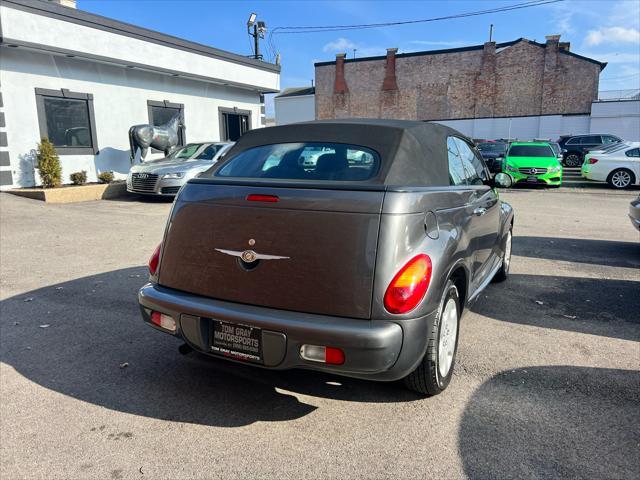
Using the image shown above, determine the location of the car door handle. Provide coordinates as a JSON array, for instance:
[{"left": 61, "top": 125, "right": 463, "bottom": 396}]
[{"left": 473, "top": 207, "right": 487, "bottom": 216}]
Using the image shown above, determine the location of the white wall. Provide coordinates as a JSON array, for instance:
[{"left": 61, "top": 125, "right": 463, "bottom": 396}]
[
  {"left": 0, "top": 48, "right": 263, "bottom": 188},
  {"left": 590, "top": 100, "right": 640, "bottom": 141},
  {"left": 0, "top": 4, "right": 279, "bottom": 93},
  {"left": 274, "top": 95, "right": 315, "bottom": 125},
  {"left": 433, "top": 114, "right": 591, "bottom": 140}
]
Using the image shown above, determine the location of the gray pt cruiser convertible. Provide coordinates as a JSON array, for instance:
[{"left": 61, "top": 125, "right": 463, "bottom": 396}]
[{"left": 138, "top": 119, "right": 514, "bottom": 395}]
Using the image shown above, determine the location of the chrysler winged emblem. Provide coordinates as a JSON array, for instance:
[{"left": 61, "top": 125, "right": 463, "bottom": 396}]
[{"left": 215, "top": 248, "right": 290, "bottom": 262}]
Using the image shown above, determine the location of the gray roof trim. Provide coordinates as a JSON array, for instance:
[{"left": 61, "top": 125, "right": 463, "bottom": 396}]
[
  {"left": 276, "top": 86, "right": 316, "bottom": 98},
  {"left": 0, "top": 40, "right": 280, "bottom": 93},
  {"left": 0, "top": 0, "right": 280, "bottom": 73}
]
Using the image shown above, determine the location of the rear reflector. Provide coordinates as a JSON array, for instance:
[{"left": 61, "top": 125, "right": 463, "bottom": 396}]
[
  {"left": 299, "top": 345, "right": 345, "bottom": 365},
  {"left": 148, "top": 244, "right": 161, "bottom": 276},
  {"left": 384, "top": 254, "right": 432, "bottom": 314},
  {"left": 246, "top": 194, "right": 279, "bottom": 203},
  {"left": 588, "top": 158, "right": 599, "bottom": 164},
  {"left": 150, "top": 311, "right": 176, "bottom": 332}
]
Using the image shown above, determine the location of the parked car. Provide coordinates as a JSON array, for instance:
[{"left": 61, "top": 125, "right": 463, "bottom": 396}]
[
  {"left": 476, "top": 141, "right": 508, "bottom": 173},
  {"left": 581, "top": 142, "right": 640, "bottom": 189},
  {"left": 629, "top": 195, "right": 640, "bottom": 232},
  {"left": 127, "top": 142, "right": 233, "bottom": 196},
  {"left": 548, "top": 142, "right": 563, "bottom": 159},
  {"left": 502, "top": 142, "right": 563, "bottom": 186},
  {"left": 138, "top": 119, "right": 514, "bottom": 396},
  {"left": 557, "top": 134, "right": 622, "bottom": 167}
]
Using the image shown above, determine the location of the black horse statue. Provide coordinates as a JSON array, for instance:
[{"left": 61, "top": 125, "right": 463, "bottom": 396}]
[{"left": 128, "top": 111, "right": 184, "bottom": 162}]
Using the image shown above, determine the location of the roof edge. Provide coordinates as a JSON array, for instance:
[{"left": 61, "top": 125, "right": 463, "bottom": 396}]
[
  {"left": 0, "top": 0, "right": 280, "bottom": 73},
  {"left": 314, "top": 37, "right": 606, "bottom": 69}
]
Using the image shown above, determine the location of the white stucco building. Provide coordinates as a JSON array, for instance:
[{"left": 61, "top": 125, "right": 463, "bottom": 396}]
[
  {"left": 274, "top": 87, "right": 315, "bottom": 125},
  {"left": 0, "top": 0, "right": 280, "bottom": 189}
]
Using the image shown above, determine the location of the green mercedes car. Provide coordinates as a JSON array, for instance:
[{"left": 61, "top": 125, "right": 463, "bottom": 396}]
[{"left": 502, "top": 142, "right": 563, "bottom": 186}]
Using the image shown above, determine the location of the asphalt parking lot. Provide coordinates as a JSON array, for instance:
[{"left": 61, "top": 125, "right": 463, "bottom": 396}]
[{"left": 1, "top": 187, "right": 639, "bottom": 480}]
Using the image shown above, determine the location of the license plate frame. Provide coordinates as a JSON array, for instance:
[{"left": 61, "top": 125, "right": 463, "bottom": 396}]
[{"left": 210, "top": 319, "right": 263, "bottom": 364}]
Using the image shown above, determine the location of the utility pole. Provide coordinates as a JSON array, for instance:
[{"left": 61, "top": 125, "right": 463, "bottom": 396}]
[
  {"left": 353, "top": 48, "right": 357, "bottom": 59},
  {"left": 489, "top": 24, "right": 493, "bottom": 42},
  {"left": 247, "top": 13, "right": 266, "bottom": 60}
]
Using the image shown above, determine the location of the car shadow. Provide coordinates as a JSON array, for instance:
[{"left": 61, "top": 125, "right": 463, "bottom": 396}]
[
  {"left": 459, "top": 366, "right": 640, "bottom": 479},
  {"left": 514, "top": 236, "right": 640, "bottom": 269},
  {"left": 0, "top": 268, "right": 420, "bottom": 428},
  {"left": 473, "top": 273, "right": 640, "bottom": 341}
]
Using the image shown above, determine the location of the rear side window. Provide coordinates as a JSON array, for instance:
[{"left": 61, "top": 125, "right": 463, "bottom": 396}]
[
  {"left": 447, "top": 137, "right": 466, "bottom": 186},
  {"left": 454, "top": 137, "right": 486, "bottom": 185},
  {"left": 215, "top": 143, "right": 379, "bottom": 181},
  {"left": 580, "top": 136, "right": 602, "bottom": 145},
  {"left": 626, "top": 148, "right": 640, "bottom": 157},
  {"left": 508, "top": 145, "right": 554, "bottom": 157},
  {"left": 602, "top": 135, "right": 619, "bottom": 144}
]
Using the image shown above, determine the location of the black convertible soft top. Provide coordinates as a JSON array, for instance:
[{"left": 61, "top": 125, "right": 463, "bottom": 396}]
[{"left": 204, "top": 119, "right": 465, "bottom": 187}]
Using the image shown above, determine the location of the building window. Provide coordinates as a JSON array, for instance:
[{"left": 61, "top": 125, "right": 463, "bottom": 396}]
[
  {"left": 219, "top": 107, "right": 251, "bottom": 141},
  {"left": 147, "top": 100, "right": 185, "bottom": 147},
  {"left": 35, "top": 88, "right": 98, "bottom": 155}
]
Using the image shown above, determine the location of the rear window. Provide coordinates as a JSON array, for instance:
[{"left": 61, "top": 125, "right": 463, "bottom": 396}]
[
  {"left": 214, "top": 142, "right": 380, "bottom": 181},
  {"left": 477, "top": 143, "right": 507, "bottom": 154},
  {"left": 508, "top": 145, "right": 554, "bottom": 157}
]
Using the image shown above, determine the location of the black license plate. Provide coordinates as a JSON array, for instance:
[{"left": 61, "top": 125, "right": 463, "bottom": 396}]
[{"left": 211, "top": 320, "right": 262, "bottom": 364}]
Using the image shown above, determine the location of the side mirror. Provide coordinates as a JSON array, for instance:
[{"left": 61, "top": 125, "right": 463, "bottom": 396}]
[{"left": 493, "top": 172, "right": 513, "bottom": 188}]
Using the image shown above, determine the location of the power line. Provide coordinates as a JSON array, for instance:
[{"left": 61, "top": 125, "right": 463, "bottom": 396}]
[
  {"left": 266, "top": 0, "right": 564, "bottom": 60},
  {"left": 272, "top": 0, "right": 564, "bottom": 34}
]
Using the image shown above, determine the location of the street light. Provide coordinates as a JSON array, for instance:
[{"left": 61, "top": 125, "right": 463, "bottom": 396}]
[{"left": 247, "top": 13, "right": 266, "bottom": 60}]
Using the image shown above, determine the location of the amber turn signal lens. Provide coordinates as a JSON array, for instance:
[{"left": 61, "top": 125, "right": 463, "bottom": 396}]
[{"left": 384, "top": 254, "right": 432, "bottom": 314}]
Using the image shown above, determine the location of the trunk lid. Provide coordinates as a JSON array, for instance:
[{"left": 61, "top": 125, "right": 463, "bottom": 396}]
[{"left": 158, "top": 182, "right": 385, "bottom": 319}]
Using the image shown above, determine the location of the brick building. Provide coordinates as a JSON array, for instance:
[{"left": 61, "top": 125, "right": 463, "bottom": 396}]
[{"left": 314, "top": 35, "right": 606, "bottom": 122}]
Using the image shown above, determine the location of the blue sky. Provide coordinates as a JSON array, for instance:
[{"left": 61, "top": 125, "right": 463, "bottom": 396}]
[{"left": 80, "top": 0, "right": 640, "bottom": 116}]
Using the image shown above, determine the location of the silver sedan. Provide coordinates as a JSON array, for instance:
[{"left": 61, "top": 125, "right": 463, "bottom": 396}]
[{"left": 127, "top": 142, "right": 234, "bottom": 196}]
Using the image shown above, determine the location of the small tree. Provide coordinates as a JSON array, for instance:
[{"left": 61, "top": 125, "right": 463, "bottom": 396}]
[{"left": 36, "top": 139, "right": 62, "bottom": 188}]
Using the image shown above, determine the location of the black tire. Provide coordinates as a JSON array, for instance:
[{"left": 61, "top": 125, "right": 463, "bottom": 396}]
[
  {"left": 404, "top": 281, "right": 461, "bottom": 396},
  {"left": 493, "top": 228, "right": 512, "bottom": 282},
  {"left": 564, "top": 153, "right": 582, "bottom": 167},
  {"left": 607, "top": 168, "right": 635, "bottom": 189}
]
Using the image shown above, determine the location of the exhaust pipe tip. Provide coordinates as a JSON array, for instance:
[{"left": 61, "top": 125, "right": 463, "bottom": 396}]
[{"left": 178, "top": 343, "right": 194, "bottom": 355}]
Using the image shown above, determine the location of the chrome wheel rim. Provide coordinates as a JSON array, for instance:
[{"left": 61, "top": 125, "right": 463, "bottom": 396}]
[
  {"left": 566, "top": 155, "right": 579, "bottom": 167},
  {"left": 612, "top": 170, "right": 631, "bottom": 188},
  {"left": 438, "top": 298, "right": 458, "bottom": 378},
  {"left": 504, "top": 231, "right": 512, "bottom": 273}
]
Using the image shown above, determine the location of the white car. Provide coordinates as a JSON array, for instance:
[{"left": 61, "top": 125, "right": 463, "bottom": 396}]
[{"left": 581, "top": 142, "right": 640, "bottom": 189}]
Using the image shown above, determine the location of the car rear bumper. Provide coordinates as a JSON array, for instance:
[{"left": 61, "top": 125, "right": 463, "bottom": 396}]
[{"left": 138, "top": 283, "right": 434, "bottom": 381}]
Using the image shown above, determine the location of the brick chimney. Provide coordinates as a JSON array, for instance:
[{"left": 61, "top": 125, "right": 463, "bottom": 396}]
[
  {"left": 334, "top": 53, "right": 348, "bottom": 94},
  {"left": 382, "top": 48, "right": 399, "bottom": 91},
  {"left": 545, "top": 34, "right": 561, "bottom": 50},
  {"left": 559, "top": 41, "right": 570, "bottom": 52}
]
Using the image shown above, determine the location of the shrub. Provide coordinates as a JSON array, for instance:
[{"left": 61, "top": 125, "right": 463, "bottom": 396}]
[
  {"left": 69, "top": 170, "right": 87, "bottom": 185},
  {"left": 98, "top": 171, "right": 114, "bottom": 184},
  {"left": 36, "top": 139, "right": 62, "bottom": 188}
]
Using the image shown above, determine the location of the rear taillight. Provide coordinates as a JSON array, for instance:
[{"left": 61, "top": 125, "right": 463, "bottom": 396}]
[
  {"left": 588, "top": 158, "right": 598, "bottom": 164},
  {"left": 148, "top": 244, "right": 161, "bottom": 275},
  {"left": 150, "top": 311, "right": 176, "bottom": 332},
  {"left": 299, "top": 345, "right": 345, "bottom": 365},
  {"left": 384, "top": 254, "right": 432, "bottom": 314}
]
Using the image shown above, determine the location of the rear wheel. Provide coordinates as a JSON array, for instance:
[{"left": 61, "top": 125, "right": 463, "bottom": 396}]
[
  {"left": 564, "top": 153, "right": 582, "bottom": 167},
  {"left": 493, "top": 229, "right": 512, "bottom": 282},
  {"left": 404, "top": 281, "right": 460, "bottom": 396},
  {"left": 607, "top": 168, "right": 635, "bottom": 189}
]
